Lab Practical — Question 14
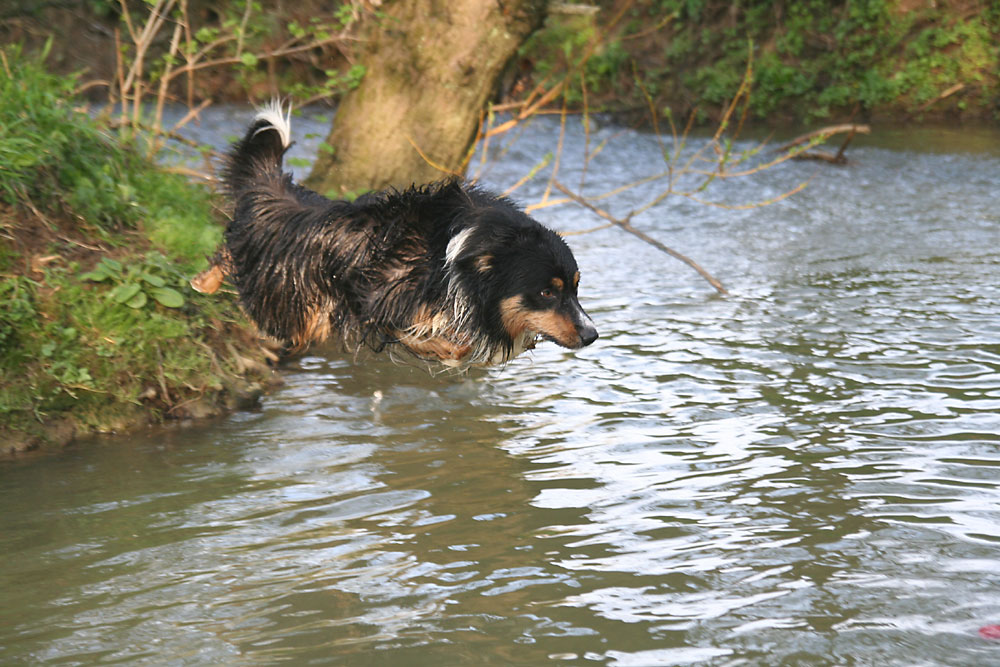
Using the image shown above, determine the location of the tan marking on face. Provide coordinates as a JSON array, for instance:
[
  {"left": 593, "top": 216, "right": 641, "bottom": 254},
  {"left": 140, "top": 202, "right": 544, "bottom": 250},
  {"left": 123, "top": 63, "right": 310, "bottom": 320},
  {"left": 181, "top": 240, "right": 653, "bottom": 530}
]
[
  {"left": 573, "top": 271, "right": 580, "bottom": 289},
  {"left": 524, "top": 311, "right": 579, "bottom": 347},
  {"left": 476, "top": 255, "right": 493, "bottom": 273},
  {"left": 500, "top": 295, "right": 530, "bottom": 339},
  {"left": 551, "top": 277, "right": 564, "bottom": 291},
  {"left": 500, "top": 295, "right": 581, "bottom": 348}
]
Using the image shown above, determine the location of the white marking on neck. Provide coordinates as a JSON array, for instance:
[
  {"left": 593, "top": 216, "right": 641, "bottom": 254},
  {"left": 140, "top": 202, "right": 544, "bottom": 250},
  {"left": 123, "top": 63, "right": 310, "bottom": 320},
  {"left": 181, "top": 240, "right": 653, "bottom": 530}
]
[{"left": 445, "top": 226, "right": 476, "bottom": 266}]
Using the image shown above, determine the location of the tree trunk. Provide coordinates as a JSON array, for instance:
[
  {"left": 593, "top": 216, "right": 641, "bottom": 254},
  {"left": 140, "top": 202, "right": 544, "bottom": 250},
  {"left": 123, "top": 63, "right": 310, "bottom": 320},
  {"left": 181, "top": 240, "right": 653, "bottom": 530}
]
[{"left": 304, "top": 0, "right": 548, "bottom": 197}]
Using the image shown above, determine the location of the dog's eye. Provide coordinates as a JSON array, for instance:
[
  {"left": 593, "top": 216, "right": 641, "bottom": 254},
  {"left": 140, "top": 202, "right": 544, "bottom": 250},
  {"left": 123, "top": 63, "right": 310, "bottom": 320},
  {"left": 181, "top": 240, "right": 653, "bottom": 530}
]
[{"left": 540, "top": 288, "right": 556, "bottom": 299}]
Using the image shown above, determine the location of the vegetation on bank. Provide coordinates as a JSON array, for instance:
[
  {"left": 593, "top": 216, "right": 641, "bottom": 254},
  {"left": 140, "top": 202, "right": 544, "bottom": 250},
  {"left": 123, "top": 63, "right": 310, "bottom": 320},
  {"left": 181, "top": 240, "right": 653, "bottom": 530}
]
[
  {"left": 4, "top": 1, "right": 997, "bottom": 125},
  {"left": 524, "top": 0, "right": 1000, "bottom": 123},
  {"left": 0, "top": 47, "right": 273, "bottom": 455}
]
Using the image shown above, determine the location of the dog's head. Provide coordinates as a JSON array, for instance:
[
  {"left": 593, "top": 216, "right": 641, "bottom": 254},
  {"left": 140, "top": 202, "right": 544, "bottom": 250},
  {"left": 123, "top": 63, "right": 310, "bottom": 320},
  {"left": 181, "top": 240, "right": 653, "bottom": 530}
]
[{"left": 445, "top": 208, "right": 598, "bottom": 358}]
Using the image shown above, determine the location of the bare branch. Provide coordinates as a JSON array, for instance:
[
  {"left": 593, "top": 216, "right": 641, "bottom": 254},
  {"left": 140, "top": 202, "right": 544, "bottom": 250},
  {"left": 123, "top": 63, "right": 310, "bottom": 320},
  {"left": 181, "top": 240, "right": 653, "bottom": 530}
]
[
  {"left": 775, "top": 124, "right": 871, "bottom": 152},
  {"left": 910, "top": 82, "right": 965, "bottom": 116},
  {"left": 552, "top": 180, "right": 729, "bottom": 295},
  {"left": 405, "top": 135, "right": 463, "bottom": 178},
  {"left": 775, "top": 123, "right": 871, "bottom": 165}
]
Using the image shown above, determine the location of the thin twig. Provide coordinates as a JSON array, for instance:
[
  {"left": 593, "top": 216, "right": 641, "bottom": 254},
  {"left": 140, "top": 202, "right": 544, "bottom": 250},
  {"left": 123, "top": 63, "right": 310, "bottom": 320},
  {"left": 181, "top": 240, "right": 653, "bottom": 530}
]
[
  {"left": 166, "top": 33, "right": 352, "bottom": 79},
  {"left": 579, "top": 69, "right": 591, "bottom": 191},
  {"left": 181, "top": 0, "right": 194, "bottom": 111},
  {"left": 235, "top": 0, "right": 253, "bottom": 58},
  {"left": 153, "top": 21, "right": 185, "bottom": 152},
  {"left": 154, "top": 342, "right": 172, "bottom": 403},
  {"left": 540, "top": 98, "right": 569, "bottom": 206},
  {"left": 553, "top": 180, "right": 728, "bottom": 295},
  {"left": 833, "top": 127, "right": 857, "bottom": 163},
  {"left": 170, "top": 98, "right": 213, "bottom": 134},
  {"left": 502, "top": 154, "right": 552, "bottom": 197},
  {"left": 911, "top": 82, "right": 965, "bottom": 116},
  {"left": 405, "top": 135, "right": 462, "bottom": 178},
  {"left": 560, "top": 222, "right": 615, "bottom": 236},
  {"left": 108, "top": 118, "right": 224, "bottom": 159}
]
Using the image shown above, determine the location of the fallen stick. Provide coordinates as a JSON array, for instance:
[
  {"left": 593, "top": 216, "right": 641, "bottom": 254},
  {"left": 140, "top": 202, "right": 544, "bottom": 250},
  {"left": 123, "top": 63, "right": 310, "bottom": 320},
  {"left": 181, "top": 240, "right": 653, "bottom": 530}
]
[
  {"left": 777, "top": 123, "right": 871, "bottom": 165},
  {"left": 912, "top": 82, "right": 965, "bottom": 116},
  {"left": 776, "top": 124, "right": 871, "bottom": 152}
]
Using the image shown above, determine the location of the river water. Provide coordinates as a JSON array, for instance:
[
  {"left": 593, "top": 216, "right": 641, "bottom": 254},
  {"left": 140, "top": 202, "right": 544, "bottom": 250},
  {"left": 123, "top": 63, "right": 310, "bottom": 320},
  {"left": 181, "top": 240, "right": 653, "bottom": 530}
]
[{"left": 2, "top": 111, "right": 999, "bottom": 665}]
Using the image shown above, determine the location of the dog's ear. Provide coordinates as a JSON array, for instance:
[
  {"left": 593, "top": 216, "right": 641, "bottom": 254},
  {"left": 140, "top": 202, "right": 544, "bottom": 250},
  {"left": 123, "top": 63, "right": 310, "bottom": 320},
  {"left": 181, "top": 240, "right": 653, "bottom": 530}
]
[{"left": 446, "top": 224, "right": 494, "bottom": 272}]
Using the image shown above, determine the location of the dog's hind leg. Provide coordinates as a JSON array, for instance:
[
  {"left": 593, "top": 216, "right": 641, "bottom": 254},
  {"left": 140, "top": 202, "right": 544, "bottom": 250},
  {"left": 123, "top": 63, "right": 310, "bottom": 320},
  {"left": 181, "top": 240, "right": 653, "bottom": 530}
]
[
  {"left": 190, "top": 264, "right": 226, "bottom": 294},
  {"left": 190, "top": 246, "right": 234, "bottom": 294}
]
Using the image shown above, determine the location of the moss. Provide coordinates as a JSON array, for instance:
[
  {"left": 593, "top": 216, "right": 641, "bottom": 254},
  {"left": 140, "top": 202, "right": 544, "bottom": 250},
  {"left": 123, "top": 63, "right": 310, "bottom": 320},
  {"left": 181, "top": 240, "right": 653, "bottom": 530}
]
[{"left": 0, "top": 46, "right": 275, "bottom": 456}]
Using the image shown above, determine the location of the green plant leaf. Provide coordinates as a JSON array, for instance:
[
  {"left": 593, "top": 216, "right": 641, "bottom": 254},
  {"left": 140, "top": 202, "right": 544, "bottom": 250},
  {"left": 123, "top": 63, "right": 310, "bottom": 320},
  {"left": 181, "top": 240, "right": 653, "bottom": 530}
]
[
  {"left": 140, "top": 272, "right": 166, "bottom": 287},
  {"left": 125, "top": 291, "right": 148, "bottom": 309},
  {"left": 101, "top": 257, "right": 123, "bottom": 273},
  {"left": 81, "top": 257, "right": 123, "bottom": 281},
  {"left": 149, "top": 286, "right": 185, "bottom": 308},
  {"left": 111, "top": 283, "right": 142, "bottom": 304}
]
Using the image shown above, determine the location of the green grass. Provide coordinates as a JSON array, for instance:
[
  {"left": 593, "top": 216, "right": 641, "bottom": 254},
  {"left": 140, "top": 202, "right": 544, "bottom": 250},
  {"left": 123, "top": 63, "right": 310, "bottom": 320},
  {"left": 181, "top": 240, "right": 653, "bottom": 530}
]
[
  {"left": 0, "top": 51, "right": 132, "bottom": 228},
  {"left": 0, "top": 45, "right": 268, "bottom": 448}
]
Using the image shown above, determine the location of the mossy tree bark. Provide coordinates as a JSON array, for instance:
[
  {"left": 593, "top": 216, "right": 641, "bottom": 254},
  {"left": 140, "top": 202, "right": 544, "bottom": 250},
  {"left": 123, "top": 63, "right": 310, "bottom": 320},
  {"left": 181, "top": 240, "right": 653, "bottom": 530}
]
[{"left": 304, "top": 0, "right": 549, "bottom": 197}]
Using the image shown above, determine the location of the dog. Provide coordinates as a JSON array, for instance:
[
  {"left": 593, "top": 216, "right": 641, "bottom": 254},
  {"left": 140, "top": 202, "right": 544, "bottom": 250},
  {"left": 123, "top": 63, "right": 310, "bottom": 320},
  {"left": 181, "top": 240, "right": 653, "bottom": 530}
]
[{"left": 192, "top": 102, "right": 597, "bottom": 369}]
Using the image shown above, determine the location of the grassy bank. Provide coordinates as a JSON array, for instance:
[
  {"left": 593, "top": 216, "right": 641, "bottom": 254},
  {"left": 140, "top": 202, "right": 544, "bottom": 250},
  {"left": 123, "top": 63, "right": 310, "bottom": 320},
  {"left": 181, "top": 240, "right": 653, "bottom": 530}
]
[{"left": 0, "top": 47, "right": 274, "bottom": 456}]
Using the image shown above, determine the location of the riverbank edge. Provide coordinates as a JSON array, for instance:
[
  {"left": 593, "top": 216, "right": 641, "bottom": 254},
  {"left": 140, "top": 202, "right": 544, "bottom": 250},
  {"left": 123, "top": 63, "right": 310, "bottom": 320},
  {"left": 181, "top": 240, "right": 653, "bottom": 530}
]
[
  {"left": 0, "top": 52, "right": 283, "bottom": 460},
  {"left": 0, "top": 211, "right": 285, "bottom": 461},
  {"left": 0, "top": 207, "right": 284, "bottom": 461}
]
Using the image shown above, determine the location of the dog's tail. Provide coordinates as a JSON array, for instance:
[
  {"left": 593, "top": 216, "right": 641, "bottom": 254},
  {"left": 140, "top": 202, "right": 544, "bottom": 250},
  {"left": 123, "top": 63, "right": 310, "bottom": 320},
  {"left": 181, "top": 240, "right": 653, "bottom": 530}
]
[
  {"left": 221, "top": 99, "right": 291, "bottom": 197},
  {"left": 191, "top": 102, "right": 291, "bottom": 294}
]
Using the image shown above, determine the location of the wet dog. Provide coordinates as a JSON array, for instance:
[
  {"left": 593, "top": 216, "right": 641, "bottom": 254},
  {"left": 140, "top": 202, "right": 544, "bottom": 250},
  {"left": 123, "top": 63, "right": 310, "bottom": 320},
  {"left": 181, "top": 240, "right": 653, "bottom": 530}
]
[{"left": 192, "top": 102, "right": 597, "bottom": 368}]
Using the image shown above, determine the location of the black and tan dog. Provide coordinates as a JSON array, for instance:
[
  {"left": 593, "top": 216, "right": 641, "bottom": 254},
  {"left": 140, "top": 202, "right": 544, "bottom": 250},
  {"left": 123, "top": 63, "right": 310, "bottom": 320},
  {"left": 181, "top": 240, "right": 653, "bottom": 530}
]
[{"left": 192, "top": 102, "right": 597, "bottom": 368}]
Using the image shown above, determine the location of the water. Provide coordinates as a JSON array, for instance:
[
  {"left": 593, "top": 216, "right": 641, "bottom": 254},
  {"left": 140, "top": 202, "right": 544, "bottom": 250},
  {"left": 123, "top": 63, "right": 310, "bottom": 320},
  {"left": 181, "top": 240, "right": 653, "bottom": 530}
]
[{"left": 2, "top": 112, "right": 1000, "bottom": 665}]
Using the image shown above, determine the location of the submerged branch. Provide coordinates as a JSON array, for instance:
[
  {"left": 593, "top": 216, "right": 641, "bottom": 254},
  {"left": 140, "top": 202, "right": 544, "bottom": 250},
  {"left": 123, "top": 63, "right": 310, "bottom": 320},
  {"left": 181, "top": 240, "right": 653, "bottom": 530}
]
[
  {"left": 776, "top": 124, "right": 871, "bottom": 151},
  {"left": 777, "top": 124, "right": 870, "bottom": 164}
]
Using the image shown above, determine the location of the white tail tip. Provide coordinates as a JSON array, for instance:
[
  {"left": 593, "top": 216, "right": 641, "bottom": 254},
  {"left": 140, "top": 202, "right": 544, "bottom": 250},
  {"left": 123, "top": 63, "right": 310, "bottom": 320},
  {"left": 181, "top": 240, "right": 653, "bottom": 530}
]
[{"left": 252, "top": 99, "right": 292, "bottom": 148}]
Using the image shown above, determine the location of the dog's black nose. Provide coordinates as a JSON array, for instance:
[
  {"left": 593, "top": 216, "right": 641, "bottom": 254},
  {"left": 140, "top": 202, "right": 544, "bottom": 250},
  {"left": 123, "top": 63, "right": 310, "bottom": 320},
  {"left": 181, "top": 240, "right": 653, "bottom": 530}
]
[{"left": 579, "top": 324, "right": 598, "bottom": 347}]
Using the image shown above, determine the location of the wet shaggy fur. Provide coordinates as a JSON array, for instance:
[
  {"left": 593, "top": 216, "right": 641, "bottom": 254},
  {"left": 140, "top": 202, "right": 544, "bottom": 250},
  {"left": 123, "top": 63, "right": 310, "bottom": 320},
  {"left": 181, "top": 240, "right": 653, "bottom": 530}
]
[{"left": 193, "top": 102, "right": 597, "bottom": 369}]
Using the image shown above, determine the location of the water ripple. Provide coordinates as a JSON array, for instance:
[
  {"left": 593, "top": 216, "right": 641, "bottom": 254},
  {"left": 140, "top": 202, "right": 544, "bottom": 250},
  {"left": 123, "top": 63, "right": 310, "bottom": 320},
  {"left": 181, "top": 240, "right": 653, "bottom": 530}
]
[{"left": 3, "top": 116, "right": 1000, "bottom": 665}]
